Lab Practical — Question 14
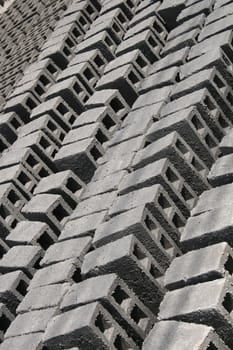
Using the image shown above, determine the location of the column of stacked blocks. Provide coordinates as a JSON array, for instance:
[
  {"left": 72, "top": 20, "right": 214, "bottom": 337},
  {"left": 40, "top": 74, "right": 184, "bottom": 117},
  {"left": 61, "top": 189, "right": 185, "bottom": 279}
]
[{"left": 1, "top": 0, "right": 233, "bottom": 349}]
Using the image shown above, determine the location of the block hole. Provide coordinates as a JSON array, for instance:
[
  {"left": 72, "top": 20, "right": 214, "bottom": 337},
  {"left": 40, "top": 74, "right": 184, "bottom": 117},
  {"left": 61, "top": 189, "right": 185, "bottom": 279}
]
[
  {"left": 37, "top": 232, "right": 54, "bottom": 250},
  {"left": 222, "top": 292, "right": 233, "bottom": 314},
  {"left": 16, "top": 279, "right": 28, "bottom": 296},
  {"left": 0, "top": 314, "right": 11, "bottom": 333},
  {"left": 53, "top": 204, "right": 69, "bottom": 222},
  {"left": 224, "top": 255, "right": 233, "bottom": 275}
]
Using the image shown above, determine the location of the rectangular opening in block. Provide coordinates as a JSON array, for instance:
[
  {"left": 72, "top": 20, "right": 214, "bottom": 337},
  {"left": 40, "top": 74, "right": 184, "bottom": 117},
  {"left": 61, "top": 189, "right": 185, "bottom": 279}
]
[
  {"left": 26, "top": 97, "right": 37, "bottom": 110},
  {"left": 130, "top": 304, "right": 149, "bottom": 331},
  {"left": 94, "top": 54, "right": 105, "bottom": 68},
  {"left": 66, "top": 177, "right": 82, "bottom": 194},
  {"left": 206, "top": 342, "right": 218, "bottom": 350},
  {"left": 0, "top": 313, "right": 11, "bottom": 333},
  {"left": 52, "top": 204, "right": 69, "bottom": 222},
  {"left": 95, "top": 312, "right": 115, "bottom": 342},
  {"left": 133, "top": 243, "right": 150, "bottom": 270},
  {"left": 222, "top": 292, "right": 233, "bottom": 314},
  {"left": 16, "top": 279, "right": 28, "bottom": 296},
  {"left": 112, "top": 285, "right": 131, "bottom": 310},
  {"left": 37, "top": 231, "right": 54, "bottom": 250},
  {"left": 114, "top": 334, "right": 132, "bottom": 350},
  {"left": 90, "top": 145, "right": 102, "bottom": 161}
]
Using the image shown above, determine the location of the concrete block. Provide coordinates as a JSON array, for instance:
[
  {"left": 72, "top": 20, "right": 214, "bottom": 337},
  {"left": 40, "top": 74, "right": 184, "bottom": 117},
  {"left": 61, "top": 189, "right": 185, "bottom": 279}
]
[
  {"left": 93, "top": 205, "right": 180, "bottom": 267},
  {"left": 191, "top": 183, "right": 233, "bottom": 216},
  {"left": 208, "top": 154, "right": 233, "bottom": 187},
  {"left": 218, "top": 129, "right": 233, "bottom": 155},
  {"left": 116, "top": 29, "right": 161, "bottom": 64},
  {"left": 104, "top": 49, "right": 151, "bottom": 77},
  {"left": 85, "top": 89, "right": 130, "bottom": 120},
  {"left": 17, "top": 283, "right": 70, "bottom": 314},
  {"left": 22, "top": 193, "right": 72, "bottom": 234},
  {"left": 39, "top": 39, "right": 73, "bottom": 69},
  {"left": 0, "top": 112, "right": 20, "bottom": 145},
  {"left": 29, "top": 259, "right": 81, "bottom": 290},
  {"left": 23, "top": 58, "right": 61, "bottom": 81},
  {"left": 143, "top": 320, "right": 230, "bottom": 350},
  {"left": 70, "top": 48, "right": 107, "bottom": 75},
  {"left": 54, "top": 137, "right": 104, "bottom": 183},
  {"left": 181, "top": 206, "right": 233, "bottom": 251},
  {"left": 206, "top": 2, "right": 233, "bottom": 24},
  {"left": 161, "top": 27, "right": 199, "bottom": 56},
  {"left": 18, "top": 114, "right": 67, "bottom": 146},
  {"left": 96, "top": 64, "right": 141, "bottom": 105},
  {"left": 158, "top": 0, "right": 186, "bottom": 30},
  {"left": 0, "top": 245, "right": 43, "bottom": 278},
  {"left": 148, "top": 47, "right": 189, "bottom": 75},
  {"left": 45, "top": 76, "right": 88, "bottom": 113},
  {"left": 101, "top": 0, "right": 134, "bottom": 20},
  {"left": 177, "top": 0, "right": 215, "bottom": 23},
  {"left": 60, "top": 274, "right": 155, "bottom": 345},
  {"left": 71, "top": 191, "right": 116, "bottom": 219},
  {"left": 119, "top": 158, "right": 197, "bottom": 215},
  {"left": 139, "top": 66, "right": 180, "bottom": 94},
  {"left": 51, "top": 22, "right": 84, "bottom": 45},
  {"left": 167, "top": 13, "right": 205, "bottom": 41},
  {"left": 160, "top": 88, "right": 230, "bottom": 141},
  {"left": 82, "top": 235, "right": 165, "bottom": 313},
  {"left": 76, "top": 31, "right": 116, "bottom": 61},
  {"left": 43, "top": 302, "right": 138, "bottom": 349},
  {"left": 40, "top": 236, "right": 91, "bottom": 267},
  {"left": 4, "top": 91, "right": 39, "bottom": 120},
  {"left": 159, "top": 277, "right": 233, "bottom": 348},
  {"left": 62, "top": 123, "right": 109, "bottom": 147},
  {"left": 199, "top": 13, "right": 233, "bottom": 42},
  {"left": 188, "top": 30, "right": 233, "bottom": 61},
  {"left": 6, "top": 221, "right": 57, "bottom": 250},
  {"left": 34, "top": 170, "right": 85, "bottom": 209},
  {"left": 0, "top": 271, "right": 30, "bottom": 313},
  {"left": 31, "top": 96, "right": 77, "bottom": 132},
  {"left": 5, "top": 307, "right": 56, "bottom": 339},
  {"left": 109, "top": 184, "right": 185, "bottom": 244},
  {"left": 59, "top": 211, "right": 106, "bottom": 241},
  {"left": 164, "top": 242, "right": 233, "bottom": 290},
  {"left": 130, "top": 2, "right": 162, "bottom": 27},
  {"left": 146, "top": 106, "right": 218, "bottom": 167},
  {"left": 133, "top": 132, "right": 210, "bottom": 195}
]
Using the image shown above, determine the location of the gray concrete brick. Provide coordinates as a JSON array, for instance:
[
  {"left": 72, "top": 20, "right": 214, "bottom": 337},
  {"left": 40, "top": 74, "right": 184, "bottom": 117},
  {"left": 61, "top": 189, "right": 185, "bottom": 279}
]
[
  {"left": 0, "top": 333, "right": 43, "bottom": 350},
  {"left": 0, "top": 245, "right": 43, "bottom": 278},
  {"left": 208, "top": 154, "right": 233, "bottom": 187},
  {"left": 162, "top": 27, "right": 199, "bottom": 56},
  {"left": 34, "top": 170, "right": 85, "bottom": 209},
  {"left": 45, "top": 76, "right": 88, "bottom": 113},
  {"left": 40, "top": 237, "right": 92, "bottom": 267},
  {"left": 50, "top": 22, "right": 84, "bottom": 45},
  {"left": 60, "top": 274, "right": 155, "bottom": 345},
  {"left": 177, "top": 0, "right": 215, "bottom": 23},
  {"left": 119, "top": 158, "right": 197, "bottom": 215},
  {"left": 59, "top": 210, "right": 107, "bottom": 241},
  {"left": 0, "top": 112, "right": 19, "bottom": 145},
  {"left": 116, "top": 29, "right": 161, "bottom": 64},
  {"left": 54, "top": 137, "right": 104, "bottom": 183},
  {"left": 109, "top": 184, "right": 185, "bottom": 243},
  {"left": 133, "top": 87, "right": 171, "bottom": 110},
  {"left": 139, "top": 66, "right": 180, "bottom": 94},
  {"left": 43, "top": 302, "right": 138, "bottom": 349},
  {"left": 133, "top": 132, "right": 210, "bottom": 195},
  {"left": 180, "top": 48, "right": 233, "bottom": 81},
  {"left": 85, "top": 89, "right": 130, "bottom": 120},
  {"left": 188, "top": 30, "right": 233, "bottom": 61},
  {"left": 181, "top": 206, "right": 233, "bottom": 251},
  {"left": 70, "top": 49, "right": 107, "bottom": 76},
  {"left": 5, "top": 307, "right": 56, "bottom": 339},
  {"left": 148, "top": 47, "right": 189, "bottom": 75},
  {"left": 23, "top": 58, "right": 61, "bottom": 81},
  {"left": 167, "top": 13, "right": 205, "bottom": 41},
  {"left": 104, "top": 49, "right": 150, "bottom": 77},
  {"left": 82, "top": 235, "right": 165, "bottom": 313},
  {"left": 146, "top": 106, "right": 218, "bottom": 168},
  {"left": 17, "top": 283, "right": 70, "bottom": 314},
  {"left": 18, "top": 114, "right": 66, "bottom": 146},
  {"left": 6, "top": 221, "right": 57, "bottom": 250},
  {"left": 143, "top": 320, "right": 230, "bottom": 350},
  {"left": 159, "top": 277, "right": 233, "bottom": 348},
  {"left": 199, "top": 13, "right": 233, "bottom": 42},
  {"left": 206, "top": 2, "right": 233, "bottom": 24},
  {"left": 0, "top": 271, "right": 30, "bottom": 313},
  {"left": 130, "top": 2, "right": 162, "bottom": 27},
  {"left": 94, "top": 7, "right": 129, "bottom": 32},
  {"left": 160, "top": 88, "right": 230, "bottom": 141},
  {"left": 38, "top": 40, "right": 73, "bottom": 69},
  {"left": 101, "top": 0, "right": 135, "bottom": 20},
  {"left": 82, "top": 170, "right": 126, "bottom": 200},
  {"left": 76, "top": 31, "right": 116, "bottom": 61},
  {"left": 164, "top": 242, "right": 233, "bottom": 290},
  {"left": 71, "top": 191, "right": 116, "bottom": 219},
  {"left": 191, "top": 183, "right": 233, "bottom": 216},
  {"left": 93, "top": 205, "right": 180, "bottom": 267},
  {"left": 4, "top": 91, "right": 39, "bottom": 120},
  {"left": 22, "top": 193, "right": 72, "bottom": 234},
  {"left": 96, "top": 64, "right": 141, "bottom": 105}
]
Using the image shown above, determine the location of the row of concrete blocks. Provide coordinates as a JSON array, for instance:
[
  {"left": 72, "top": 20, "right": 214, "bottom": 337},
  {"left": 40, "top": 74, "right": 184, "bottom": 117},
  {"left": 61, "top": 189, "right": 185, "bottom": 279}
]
[
  {"left": 141, "top": 1, "right": 233, "bottom": 348},
  {"left": 0, "top": 0, "right": 73, "bottom": 100}
]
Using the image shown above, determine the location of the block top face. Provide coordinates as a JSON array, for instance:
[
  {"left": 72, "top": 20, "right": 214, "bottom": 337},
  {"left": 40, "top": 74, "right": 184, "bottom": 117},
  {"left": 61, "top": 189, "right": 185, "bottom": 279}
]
[
  {"left": 159, "top": 277, "right": 230, "bottom": 320},
  {"left": 143, "top": 321, "right": 214, "bottom": 350},
  {"left": 209, "top": 154, "right": 233, "bottom": 178},
  {"left": 181, "top": 205, "right": 233, "bottom": 242},
  {"left": 164, "top": 242, "right": 230, "bottom": 287},
  {"left": 40, "top": 237, "right": 91, "bottom": 266},
  {"left": 0, "top": 333, "right": 43, "bottom": 350},
  {"left": 0, "top": 270, "right": 26, "bottom": 293},
  {"left": 0, "top": 246, "right": 42, "bottom": 268},
  {"left": 60, "top": 274, "right": 117, "bottom": 310},
  {"left": 0, "top": 148, "right": 30, "bottom": 168},
  {"left": 5, "top": 307, "right": 57, "bottom": 338},
  {"left": 22, "top": 193, "right": 62, "bottom": 213},
  {"left": 54, "top": 138, "right": 94, "bottom": 160},
  {"left": 73, "top": 107, "right": 108, "bottom": 126},
  {"left": 7, "top": 221, "right": 49, "bottom": 242}
]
